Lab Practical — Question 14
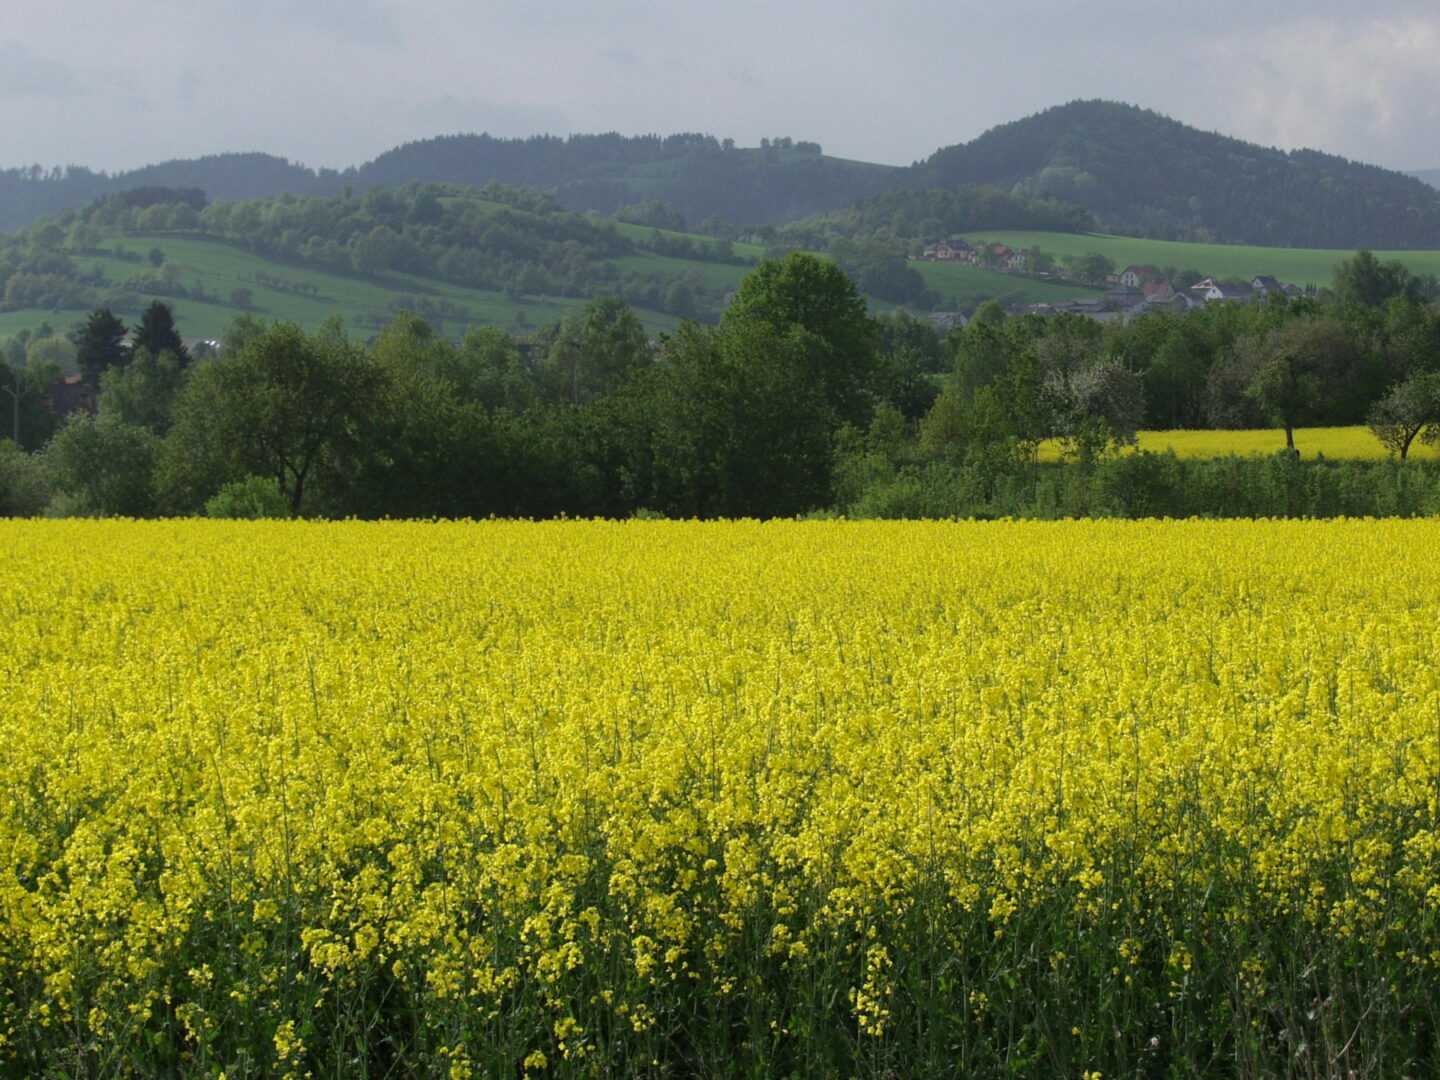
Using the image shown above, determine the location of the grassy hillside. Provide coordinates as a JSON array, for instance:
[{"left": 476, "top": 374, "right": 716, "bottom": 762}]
[
  {"left": 0, "top": 176, "right": 1112, "bottom": 346},
  {"left": 955, "top": 231, "right": 1440, "bottom": 288},
  {"left": 0, "top": 231, "right": 687, "bottom": 342},
  {"left": 909, "top": 260, "right": 1101, "bottom": 307}
]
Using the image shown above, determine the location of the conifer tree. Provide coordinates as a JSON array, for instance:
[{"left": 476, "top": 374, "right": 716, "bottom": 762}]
[
  {"left": 132, "top": 301, "right": 190, "bottom": 367},
  {"left": 74, "top": 307, "right": 129, "bottom": 387}
]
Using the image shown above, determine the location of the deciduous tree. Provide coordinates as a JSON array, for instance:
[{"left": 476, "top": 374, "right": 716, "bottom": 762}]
[{"left": 161, "top": 321, "right": 389, "bottom": 515}]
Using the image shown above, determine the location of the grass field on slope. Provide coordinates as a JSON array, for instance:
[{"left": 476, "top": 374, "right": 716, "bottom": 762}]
[
  {"left": 958, "top": 231, "right": 1440, "bottom": 286},
  {"left": 0, "top": 232, "right": 687, "bottom": 342},
  {"left": 910, "top": 259, "right": 1103, "bottom": 307}
]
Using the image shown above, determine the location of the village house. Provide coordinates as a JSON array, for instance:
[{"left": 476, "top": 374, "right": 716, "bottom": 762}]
[
  {"left": 922, "top": 237, "right": 1306, "bottom": 323},
  {"left": 1249, "top": 276, "right": 1305, "bottom": 300},
  {"left": 1199, "top": 280, "right": 1254, "bottom": 303},
  {"left": 920, "top": 240, "right": 972, "bottom": 262},
  {"left": 1105, "top": 284, "right": 1146, "bottom": 309},
  {"left": 1119, "top": 265, "right": 1158, "bottom": 288},
  {"left": 918, "top": 239, "right": 1032, "bottom": 271}
]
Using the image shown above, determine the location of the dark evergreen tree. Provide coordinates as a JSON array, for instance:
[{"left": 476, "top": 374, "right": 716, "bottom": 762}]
[
  {"left": 131, "top": 301, "right": 190, "bottom": 367},
  {"left": 74, "top": 307, "right": 129, "bottom": 388}
]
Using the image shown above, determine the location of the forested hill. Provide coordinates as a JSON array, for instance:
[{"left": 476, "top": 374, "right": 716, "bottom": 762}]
[
  {"left": 8, "top": 102, "right": 1440, "bottom": 247},
  {"left": 357, "top": 134, "right": 895, "bottom": 226},
  {"left": 0, "top": 155, "right": 331, "bottom": 233},
  {"left": 0, "top": 135, "right": 896, "bottom": 233},
  {"left": 910, "top": 100, "right": 1440, "bottom": 249}
]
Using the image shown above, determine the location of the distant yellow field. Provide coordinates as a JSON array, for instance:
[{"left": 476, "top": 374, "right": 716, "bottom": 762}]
[{"left": 1041, "top": 425, "right": 1438, "bottom": 462}]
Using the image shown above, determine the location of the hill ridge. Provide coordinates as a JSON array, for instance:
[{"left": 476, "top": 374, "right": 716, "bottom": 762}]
[{"left": 5, "top": 101, "right": 1440, "bottom": 248}]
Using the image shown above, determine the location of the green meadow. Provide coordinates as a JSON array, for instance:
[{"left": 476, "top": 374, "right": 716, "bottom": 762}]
[
  {"left": 11, "top": 216, "right": 1437, "bottom": 348},
  {"left": 958, "top": 230, "right": 1440, "bottom": 285},
  {"left": 3, "top": 232, "right": 686, "bottom": 342}
]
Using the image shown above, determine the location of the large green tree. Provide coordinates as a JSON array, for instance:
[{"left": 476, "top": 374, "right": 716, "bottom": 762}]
[
  {"left": 160, "top": 321, "right": 389, "bottom": 515},
  {"left": 663, "top": 317, "right": 835, "bottom": 517},
  {"left": 1367, "top": 372, "right": 1440, "bottom": 459},
  {"left": 540, "top": 295, "right": 650, "bottom": 405},
  {"left": 99, "top": 347, "right": 187, "bottom": 436},
  {"left": 721, "top": 251, "right": 878, "bottom": 428},
  {"left": 1333, "top": 250, "right": 1433, "bottom": 308},
  {"left": 46, "top": 414, "right": 160, "bottom": 516}
]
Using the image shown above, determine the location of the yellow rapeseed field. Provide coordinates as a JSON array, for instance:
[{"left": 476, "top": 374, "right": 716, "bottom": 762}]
[
  {"left": 2, "top": 519, "right": 1438, "bottom": 1077},
  {"left": 1039, "top": 425, "right": 1440, "bottom": 462}
]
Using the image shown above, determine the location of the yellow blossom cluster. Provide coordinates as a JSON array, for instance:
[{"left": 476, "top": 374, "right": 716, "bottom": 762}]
[
  {"left": 1038, "top": 424, "right": 1440, "bottom": 461},
  {"left": 1, "top": 518, "right": 1438, "bottom": 1075}
]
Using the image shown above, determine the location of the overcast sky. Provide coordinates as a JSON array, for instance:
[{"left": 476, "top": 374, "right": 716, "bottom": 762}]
[{"left": 4, "top": 0, "right": 1440, "bottom": 175}]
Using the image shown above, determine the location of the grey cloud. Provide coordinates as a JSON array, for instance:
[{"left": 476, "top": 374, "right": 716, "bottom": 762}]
[
  {"left": 0, "top": 41, "right": 92, "bottom": 101},
  {"left": 6, "top": 0, "right": 1440, "bottom": 174},
  {"left": 1203, "top": 11, "right": 1440, "bottom": 167}
]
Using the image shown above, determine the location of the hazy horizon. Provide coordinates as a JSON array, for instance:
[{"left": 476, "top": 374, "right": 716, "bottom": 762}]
[{"left": 4, "top": 0, "right": 1440, "bottom": 176}]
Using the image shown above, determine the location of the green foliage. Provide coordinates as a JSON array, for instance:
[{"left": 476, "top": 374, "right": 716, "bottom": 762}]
[
  {"left": 613, "top": 198, "right": 687, "bottom": 231},
  {"left": 782, "top": 184, "right": 1094, "bottom": 252},
  {"left": 204, "top": 474, "right": 290, "bottom": 518},
  {"left": 98, "top": 346, "right": 186, "bottom": 436},
  {"left": 0, "top": 351, "right": 60, "bottom": 450},
  {"left": 538, "top": 294, "right": 652, "bottom": 405},
  {"left": 1367, "top": 371, "right": 1440, "bottom": 459},
  {"left": 22, "top": 248, "right": 1440, "bottom": 523},
  {"left": 161, "top": 320, "right": 390, "bottom": 515},
  {"left": 839, "top": 451, "right": 1440, "bottom": 521},
  {"left": 723, "top": 251, "right": 878, "bottom": 428},
  {"left": 1333, "top": 249, "right": 1438, "bottom": 307},
  {"left": 0, "top": 438, "right": 49, "bottom": 515},
  {"left": 23, "top": 334, "right": 75, "bottom": 374},
  {"left": 45, "top": 414, "right": 160, "bottom": 516}
]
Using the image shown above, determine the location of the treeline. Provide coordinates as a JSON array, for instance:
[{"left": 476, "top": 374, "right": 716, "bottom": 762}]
[
  {"left": 830, "top": 250, "right": 1440, "bottom": 518},
  {"left": 5, "top": 251, "right": 1440, "bottom": 522},
  {"left": 913, "top": 100, "right": 1440, "bottom": 248},
  {"left": 0, "top": 155, "right": 331, "bottom": 232},
  {"left": 779, "top": 185, "right": 1096, "bottom": 252},
  {"left": 938, "top": 251, "right": 1440, "bottom": 436},
  {"left": 0, "top": 257, "right": 934, "bottom": 519},
  {"left": 0, "top": 133, "right": 894, "bottom": 233}
]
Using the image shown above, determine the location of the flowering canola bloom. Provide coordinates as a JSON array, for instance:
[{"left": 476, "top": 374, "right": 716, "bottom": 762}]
[
  {"left": 1, "top": 519, "right": 1439, "bottom": 1077},
  {"left": 1037, "top": 425, "right": 1440, "bottom": 461}
]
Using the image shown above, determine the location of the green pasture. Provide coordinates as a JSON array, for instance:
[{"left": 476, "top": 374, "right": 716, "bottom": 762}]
[
  {"left": 957, "top": 231, "right": 1440, "bottom": 286},
  {"left": 608, "top": 220, "right": 768, "bottom": 262},
  {"left": 3, "top": 231, "right": 685, "bottom": 342},
  {"left": 909, "top": 259, "right": 1103, "bottom": 308}
]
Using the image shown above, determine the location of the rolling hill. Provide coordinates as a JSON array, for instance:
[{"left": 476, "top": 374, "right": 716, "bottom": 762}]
[
  {"left": 911, "top": 101, "right": 1440, "bottom": 249},
  {"left": 7, "top": 102, "right": 1440, "bottom": 251},
  {"left": 0, "top": 184, "right": 1095, "bottom": 344}
]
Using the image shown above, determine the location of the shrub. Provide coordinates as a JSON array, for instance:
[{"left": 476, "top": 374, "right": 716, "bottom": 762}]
[{"left": 205, "top": 475, "right": 289, "bottom": 519}]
